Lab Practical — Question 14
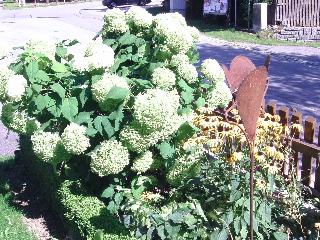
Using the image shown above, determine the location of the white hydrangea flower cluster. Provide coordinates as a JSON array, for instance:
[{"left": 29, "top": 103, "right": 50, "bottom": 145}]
[
  {"left": 103, "top": 8, "right": 129, "bottom": 34},
  {"left": 206, "top": 81, "right": 232, "bottom": 110},
  {"left": 0, "top": 41, "right": 11, "bottom": 60},
  {"left": 153, "top": 13, "right": 194, "bottom": 54},
  {"left": 70, "top": 40, "right": 115, "bottom": 72},
  {"left": 132, "top": 151, "right": 154, "bottom": 173},
  {"left": 1, "top": 104, "right": 40, "bottom": 134},
  {"left": 154, "top": 13, "right": 187, "bottom": 27},
  {"left": 176, "top": 63, "right": 198, "bottom": 84},
  {"left": 91, "top": 72, "right": 130, "bottom": 110},
  {"left": 0, "top": 67, "right": 15, "bottom": 102},
  {"left": 0, "top": 68, "right": 27, "bottom": 102},
  {"left": 31, "top": 131, "right": 69, "bottom": 163},
  {"left": 90, "top": 140, "right": 130, "bottom": 176},
  {"left": 200, "top": 59, "right": 225, "bottom": 83},
  {"left": 25, "top": 37, "right": 56, "bottom": 60},
  {"left": 6, "top": 75, "right": 28, "bottom": 102},
  {"left": 133, "top": 89, "right": 180, "bottom": 131},
  {"left": 126, "top": 6, "right": 153, "bottom": 30},
  {"left": 120, "top": 116, "right": 184, "bottom": 153},
  {"left": 151, "top": 67, "right": 176, "bottom": 90},
  {"left": 61, "top": 123, "right": 90, "bottom": 155},
  {"left": 170, "top": 54, "right": 189, "bottom": 68},
  {"left": 187, "top": 26, "right": 201, "bottom": 42}
]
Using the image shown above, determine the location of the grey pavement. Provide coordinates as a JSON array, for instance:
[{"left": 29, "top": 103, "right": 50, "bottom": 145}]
[
  {"left": 0, "top": 0, "right": 320, "bottom": 156},
  {"left": 199, "top": 36, "right": 320, "bottom": 120}
]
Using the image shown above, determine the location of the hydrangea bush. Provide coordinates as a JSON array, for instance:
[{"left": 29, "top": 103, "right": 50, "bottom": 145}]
[{"left": 1, "top": 7, "right": 310, "bottom": 240}]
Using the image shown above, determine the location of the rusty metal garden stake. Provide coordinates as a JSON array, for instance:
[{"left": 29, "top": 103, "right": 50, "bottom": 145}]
[{"left": 223, "top": 56, "right": 270, "bottom": 240}]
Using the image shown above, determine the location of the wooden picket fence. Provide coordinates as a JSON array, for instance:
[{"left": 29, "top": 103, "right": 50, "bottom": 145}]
[
  {"left": 264, "top": 101, "right": 320, "bottom": 193},
  {"left": 275, "top": 0, "right": 320, "bottom": 27}
]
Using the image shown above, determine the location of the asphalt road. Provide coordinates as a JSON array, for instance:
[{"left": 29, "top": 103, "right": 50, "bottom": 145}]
[{"left": 0, "top": 0, "right": 320, "bottom": 155}]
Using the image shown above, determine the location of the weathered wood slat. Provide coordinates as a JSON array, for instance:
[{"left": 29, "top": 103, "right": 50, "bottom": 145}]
[
  {"left": 301, "top": 117, "right": 316, "bottom": 185},
  {"left": 275, "top": 0, "right": 320, "bottom": 27},
  {"left": 279, "top": 106, "right": 289, "bottom": 126},
  {"left": 266, "top": 101, "right": 277, "bottom": 115}
]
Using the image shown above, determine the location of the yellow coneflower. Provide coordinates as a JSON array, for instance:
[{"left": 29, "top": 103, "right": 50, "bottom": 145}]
[
  {"left": 265, "top": 146, "right": 277, "bottom": 158},
  {"left": 255, "top": 153, "right": 266, "bottom": 164},
  {"left": 226, "top": 152, "right": 243, "bottom": 165},
  {"left": 314, "top": 222, "right": 320, "bottom": 231},
  {"left": 256, "top": 179, "right": 267, "bottom": 191},
  {"left": 284, "top": 126, "right": 290, "bottom": 135},
  {"left": 291, "top": 123, "right": 303, "bottom": 132},
  {"left": 230, "top": 109, "right": 238, "bottom": 115},
  {"left": 274, "top": 151, "right": 285, "bottom": 161},
  {"left": 268, "top": 164, "right": 279, "bottom": 175},
  {"left": 273, "top": 115, "right": 281, "bottom": 122}
]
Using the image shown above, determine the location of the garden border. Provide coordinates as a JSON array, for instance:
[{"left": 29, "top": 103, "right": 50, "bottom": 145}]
[{"left": 213, "top": 100, "right": 320, "bottom": 195}]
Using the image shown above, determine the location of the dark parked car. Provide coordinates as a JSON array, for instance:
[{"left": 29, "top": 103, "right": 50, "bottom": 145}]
[{"left": 102, "top": 0, "right": 152, "bottom": 8}]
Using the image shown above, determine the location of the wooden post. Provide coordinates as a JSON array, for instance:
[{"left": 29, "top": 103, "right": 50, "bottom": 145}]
[
  {"left": 291, "top": 111, "right": 302, "bottom": 180},
  {"left": 266, "top": 100, "right": 277, "bottom": 115},
  {"left": 301, "top": 116, "right": 315, "bottom": 186},
  {"left": 315, "top": 124, "right": 320, "bottom": 191},
  {"left": 279, "top": 106, "right": 289, "bottom": 126}
]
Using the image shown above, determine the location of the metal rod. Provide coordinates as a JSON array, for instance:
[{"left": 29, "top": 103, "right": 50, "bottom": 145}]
[
  {"left": 235, "top": 0, "right": 237, "bottom": 28},
  {"left": 248, "top": 0, "right": 251, "bottom": 30},
  {"left": 249, "top": 140, "right": 255, "bottom": 240}
]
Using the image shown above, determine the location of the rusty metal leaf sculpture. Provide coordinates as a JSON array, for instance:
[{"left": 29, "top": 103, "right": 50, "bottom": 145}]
[
  {"left": 236, "top": 66, "right": 268, "bottom": 141},
  {"left": 222, "top": 55, "right": 256, "bottom": 92},
  {"left": 223, "top": 55, "right": 271, "bottom": 240}
]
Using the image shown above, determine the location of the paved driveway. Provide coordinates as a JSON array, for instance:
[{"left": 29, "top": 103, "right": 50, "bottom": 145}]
[
  {"left": 0, "top": 0, "right": 319, "bottom": 156},
  {"left": 199, "top": 37, "right": 320, "bottom": 120}
]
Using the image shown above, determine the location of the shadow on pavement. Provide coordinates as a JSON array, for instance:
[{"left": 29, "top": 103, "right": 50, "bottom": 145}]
[{"left": 198, "top": 43, "right": 320, "bottom": 121}]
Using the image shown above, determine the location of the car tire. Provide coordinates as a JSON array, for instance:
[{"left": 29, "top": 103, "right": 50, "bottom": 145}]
[
  {"left": 108, "top": 2, "right": 117, "bottom": 8},
  {"left": 138, "top": 0, "right": 146, "bottom": 6},
  {"left": 102, "top": 0, "right": 117, "bottom": 8}
]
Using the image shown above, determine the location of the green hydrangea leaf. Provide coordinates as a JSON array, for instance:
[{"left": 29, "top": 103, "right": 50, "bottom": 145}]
[
  {"left": 61, "top": 97, "right": 78, "bottom": 121},
  {"left": 176, "top": 122, "right": 199, "bottom": 143},
  {"left": 51, "top": 83, "right": 66, "bottom": 99},
  {"left": 32, "top": 84, "right": 42, "bottom": 93},
  {"left": 181, "top": 90, "right": 194, "bottom": 105},
  {"left": 108, "top": 104, "right": 124, "bottom": 132},
  {"left": 157, "top": 142, "right": 175, "bottom": 160},
  {"left": 52, "top": 61, "right": 68, "bottom": 73},
  {"left": 118, "top": 32, "right": 137, "bottom": 46},
  {"left": 106, "top": 86, "right": 130, "bottom": 101},
  {"left": 34, "top": 94, "right": 51, "bottom": 112},
  {"left": 35, "top": 70, "right": 50, "bottom": 83},
  {"left": 79, "top": 88, "right": 90, "bottom": 107},
  {"left": 101, "top": 186, "right": 115, "bottom": 199},
  {"left": 86, "top": 122, "right": 98, "bottom": 137},
  {"left": 195, "top": 97, "right": 206, "bottom": 108},
  {"left": 74, "top": 112, "right": 92, "bottom": 124},
  {"left": 47, "top": 97, "right": 61, "bottom": 117},
  {"left": 56, "top": 46, "right": 67, "bottom": 58},
  {"left": 273, "top": 231, "right": 288, "bottom": 240},
  {"left": 94, "top": 116, "right": 115, "bottom": 138},
  {"left": 26, "top": 61, "right": 39, "bottom": 82},
  {"left": 177, "top": 79, "right": 193, "bottom": 92}
]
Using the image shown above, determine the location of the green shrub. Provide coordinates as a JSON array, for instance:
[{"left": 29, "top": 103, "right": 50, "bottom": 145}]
[{"left": 58, "top": 180, "right": 133, "bottom": 240}]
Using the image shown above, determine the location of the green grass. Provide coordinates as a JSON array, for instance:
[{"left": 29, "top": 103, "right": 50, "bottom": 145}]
[
  {"left": 188, "top": 19, "right": 320, "bottom": 48},
  {"left": 0, "top": 156, "right": 36, "bottom": 240},
  {"left": 3, "top": 0, "right": 21, "bottom": 10}
]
